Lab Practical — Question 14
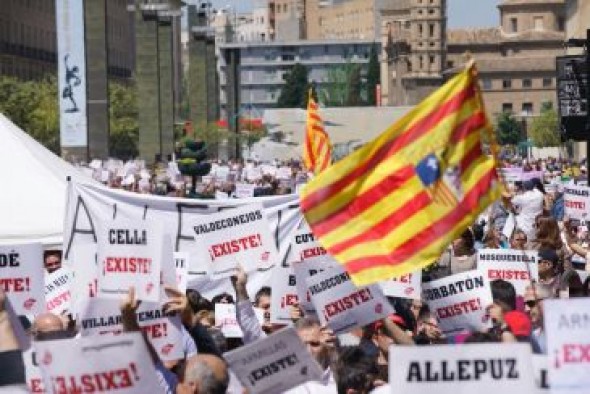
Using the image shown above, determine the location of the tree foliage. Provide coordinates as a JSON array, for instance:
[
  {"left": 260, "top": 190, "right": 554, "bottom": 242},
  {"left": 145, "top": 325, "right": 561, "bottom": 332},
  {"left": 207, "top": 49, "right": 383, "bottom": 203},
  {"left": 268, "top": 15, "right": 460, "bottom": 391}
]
[
  {"left": 365, "top": 46, "right": 380, "bottom": 106},
  {"left": 277, "top": 63, "right": 309, "bottom": 108},
  {"left": 109, "top": 81, "right": 138, "bottom": 160},
  {"left": 529, "top": 106, "right": 560, "bottom": 148},
  {"left": 495, "top": 112, "right": 522, "bottom": 146}
]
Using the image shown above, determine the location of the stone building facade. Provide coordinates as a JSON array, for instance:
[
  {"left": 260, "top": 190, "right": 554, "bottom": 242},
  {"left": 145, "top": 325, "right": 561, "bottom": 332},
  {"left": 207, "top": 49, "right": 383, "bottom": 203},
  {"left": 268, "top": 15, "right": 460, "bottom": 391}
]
[{"left": 382, "top": 0, "right": 566, "bottom": 119}]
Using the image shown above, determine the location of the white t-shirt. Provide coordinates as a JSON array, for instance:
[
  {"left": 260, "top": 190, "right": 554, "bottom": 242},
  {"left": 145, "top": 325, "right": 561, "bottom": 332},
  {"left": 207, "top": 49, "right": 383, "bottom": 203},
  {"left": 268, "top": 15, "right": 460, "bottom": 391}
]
[{"left": 512, "top": 189, "right": 544, "bottom": 240}]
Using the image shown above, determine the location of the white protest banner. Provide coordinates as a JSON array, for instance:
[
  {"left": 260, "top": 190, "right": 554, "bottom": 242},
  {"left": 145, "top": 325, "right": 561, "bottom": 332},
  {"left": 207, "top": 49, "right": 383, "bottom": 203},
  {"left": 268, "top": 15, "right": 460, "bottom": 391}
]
[
  {"left": 224, "top": 327, "right": 323, "bottom": 394},
  {"left": 532, "top": 355, "right": 549, "bottom": 393},
  {"left": 0, "top": 242, "right": 44, "bottom": 315},
  {"left": 97, "top": 219, "right": 163, "bottom": 302},
  {"left": 173, "top": 252, "right": 189, "bottom": 293},
  {"left": 215, "top": 303, "right": 243, "bottom": 338},
  {"left": 379, "top": 270, "right": 422, "bottom": 300},
  {"left": 215, "top": 191, "right": 229, "bottom": 200},
  {"left": 422, "top": 270, "right": 493, "bottom": 335},
  {"left": 477, "top": 249, "right": 539, "bottom": 297},
  {"left": 521, "top": 171, "right": 544, "bottom": 182},
  {"left": 78, "top": 298, "right": 184, "bottom": 361},
  {"left": 35, "top": 332, "right": 160, "bottom": 393},
  {"left": 235, "top": 183, "right": 256, "bottom": 199},
  {"left": 389, "top": 343, "right": 535, "bottom": 393},
  {"left": 544, "top": 298, "right": 590, "bottom": 394},
  {"left": 270, "top": 264, "right": 298, "bottom": 324},
  {"left": 44, "top": 267, "right": 73, "bottom": 315},
  {"left": 563, "top": 185, "right": 590, "bottom": 221},
  {"left": 192, "top": 203, "right": 278, "bottom": 279},
  {"left": 64, "top": 180, "right": 302, "bottom": 301},
  {"left": 305, "top": 265, "right": 393, "bottom": 334}
]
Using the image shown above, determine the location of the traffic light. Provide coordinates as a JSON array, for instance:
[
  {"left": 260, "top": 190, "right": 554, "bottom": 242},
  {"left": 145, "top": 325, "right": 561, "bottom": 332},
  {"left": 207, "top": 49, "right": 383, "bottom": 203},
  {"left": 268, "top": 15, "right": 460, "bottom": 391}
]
[{"left": 177, "top": 139, "right": 211, "bottom": 196}]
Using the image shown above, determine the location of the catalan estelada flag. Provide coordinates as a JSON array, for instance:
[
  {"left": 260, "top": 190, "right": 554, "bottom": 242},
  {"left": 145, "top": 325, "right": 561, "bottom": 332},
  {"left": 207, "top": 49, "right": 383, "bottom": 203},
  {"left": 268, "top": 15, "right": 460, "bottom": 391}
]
[
  {"left": 299, "top": 63, "right": 501, "bottom": 286},
  {"left": 303, "top": 92, "right": 332, "bottom": 174}
]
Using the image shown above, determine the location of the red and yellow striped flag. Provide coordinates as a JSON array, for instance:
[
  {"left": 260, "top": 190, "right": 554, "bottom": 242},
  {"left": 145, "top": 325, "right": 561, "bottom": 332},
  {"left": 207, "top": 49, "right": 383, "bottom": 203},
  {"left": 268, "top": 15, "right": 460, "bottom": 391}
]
[
  {"left": 303, "top": 92, "right": 332, "bottom": 174},
  {"left": 299, "top": 64, "right": 501, "bottom": 286}
]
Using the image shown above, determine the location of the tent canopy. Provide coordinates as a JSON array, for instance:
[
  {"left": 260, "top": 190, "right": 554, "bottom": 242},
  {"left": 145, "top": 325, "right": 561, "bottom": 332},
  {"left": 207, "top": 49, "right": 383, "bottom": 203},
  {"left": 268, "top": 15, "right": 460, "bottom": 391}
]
[{"left": 0, "top": 113, "right": 90, "bottom": 247}]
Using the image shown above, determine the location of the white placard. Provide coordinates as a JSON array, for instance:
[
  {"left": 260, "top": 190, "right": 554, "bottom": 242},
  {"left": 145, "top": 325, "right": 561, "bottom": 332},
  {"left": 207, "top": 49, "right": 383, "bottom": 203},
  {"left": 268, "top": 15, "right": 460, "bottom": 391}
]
[
  {"left": 215, "top": 191, "right": 230, "bottom": 200},
  {"left": 563, "top": 185, "right": 590, "bottom": 220},
  {"left": 215, "top": 166, "right": 230, "bottom": 180},
  {"left": 246, "top": 167, "right": 262, "bottom": 181},
  {"left": 224, "top": 327, "right": 323, "bottom": 394},
  {"left": 270, "top": 264, "right": 298, "bottom": 324},
  {"left": 24, "top": 348, "right": 45, "bottom": 393},
  {"left": 44, "top": 267, "right": 73, "bottom": 315},
  {"left": 291, "top": 229, "right": 334, "bottom": 265},
  {"left": 305, "top": 265, "right": 394, "bottom": 334},
  {"left": 502, "top": 212, "right": 516, "bottom": 240},
  {"left": 192, "top": 204, "right": 278, "bottom": 279},
  {"left": 277, "top": 167, "right": 292, "bottom": 180},
  {"left": 0, "top": 242, "right": 44, "bottom": 315},
  {"left": 379, "top": 270, "right": 422, "bottom": 300},
  {"left": 235, "top": 183, "right": 256, "bottom": 199},
  {"left": 389, "top": 343, "right": 535, "bottom": 393},
  {"left": 173, "top": 252, "right": 189, "bottom": 293},
  {"left": 477, "top": 249, "right": 539, "bottom": 297},
  {"left": 67, "top": 243, "right": 98, "bottom": 316},
  {"left": 97, "top": 219, "right": 163, "bottom": 302},
  {"left": 422, "top": 270, "right": 493, "bottom": 335},
  {"left": 78, "top": 298, "right": 184, "bottom": 361},
  {"left": 292, "top": 258, "right": 335, "bottom": 315},
  {"left": 544, "top": 298, "right": 590, "bottom": 394},
  {"left": 215, "top": 303, "right": 243, "bottom": 338},
  {"left": 35, "top": 332, "right": 160, "bottom": 393}
]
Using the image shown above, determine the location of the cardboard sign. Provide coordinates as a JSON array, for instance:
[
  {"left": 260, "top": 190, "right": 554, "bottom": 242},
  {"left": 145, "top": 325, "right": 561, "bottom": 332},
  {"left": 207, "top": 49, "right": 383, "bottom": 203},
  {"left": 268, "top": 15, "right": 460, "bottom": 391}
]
[
  {"left": 389, "top": 343, "right": 535, "bottom": 393},
  {"left": 78, "top": 298, "right": 184, "bottom": 361},
  {"left": 477, "top": 249, "right": 539, "bottom": 297},
  {"left": 379, "top": 270, "right": 422, "bottom": 300},
  {"left": 192, "top": 203, "right": 278, "bottom": 279},
  {"left": 235, "top": 183, "right": 256, "bottom": 199},
  {"left": 270, "top": 264, "right": 298, "bottom": 324},
  {"left": 224, "top": 327, "right": 323, "bottom": 394},
  {"left": 173, "top": 252, "right": 189, "bottom": 293},
  {"left": 44, "top": 267, "right": 74, "bottom": 315},
  {"left": 305, "top": 265, "right": 394, "bottom": 334},
  {"left": 34, "top": 332, "right": 160, "bottom": 393},
  {"left": 291, "top": 229, "right": 334, "bottom": 265},
  {"left": 422, "top": 270, "right": 493, "bottom": 335},
  {"left": 564, "top": 185, "right": 590, "bottom": 220},
  {"left": 0, "top": 242, "right": 44, "bottom": 315},
  {"left": 215, "top": 303, "right": 243, "bottom": 338},
  {"left": 97, "top": 219, "right": 163, "bottom": 302},
  {"left": 544, "top": 298, "right": 590, "bottom": 394}
]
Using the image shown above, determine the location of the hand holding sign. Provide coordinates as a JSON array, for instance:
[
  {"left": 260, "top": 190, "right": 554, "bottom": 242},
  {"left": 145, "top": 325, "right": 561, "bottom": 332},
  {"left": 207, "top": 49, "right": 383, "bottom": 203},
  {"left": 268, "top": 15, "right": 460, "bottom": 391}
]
[{"left": 120, "top": 287, "right": 141, "bottom": 332}]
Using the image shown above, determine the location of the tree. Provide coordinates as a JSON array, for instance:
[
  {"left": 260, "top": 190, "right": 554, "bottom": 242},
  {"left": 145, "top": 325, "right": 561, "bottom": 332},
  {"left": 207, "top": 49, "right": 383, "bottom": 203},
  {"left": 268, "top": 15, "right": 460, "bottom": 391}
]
[
  {"left": 346, "top": 64, "right": 362, "bottom": 106},
  {"left": 495, "top": 112, "right": 522, "bottom": 146},
  {"left": 277, "top": 63, "right": 309, "bottom": 108},
  {"left": 365, "top": 46, "right": 380, "bottom": 106},
  {"left": 109, "top": 82, "right": 139, "bottom": 160},
  {"left": 529, "top": 106, "right": 560, "bottom": 147}
]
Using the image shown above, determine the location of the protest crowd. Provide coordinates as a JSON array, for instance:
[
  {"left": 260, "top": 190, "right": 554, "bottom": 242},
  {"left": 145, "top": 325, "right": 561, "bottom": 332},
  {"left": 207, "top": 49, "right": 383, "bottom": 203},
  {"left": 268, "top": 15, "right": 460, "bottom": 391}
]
[{"left": 2, "top": 67, "right": 590, "bottom": 394}]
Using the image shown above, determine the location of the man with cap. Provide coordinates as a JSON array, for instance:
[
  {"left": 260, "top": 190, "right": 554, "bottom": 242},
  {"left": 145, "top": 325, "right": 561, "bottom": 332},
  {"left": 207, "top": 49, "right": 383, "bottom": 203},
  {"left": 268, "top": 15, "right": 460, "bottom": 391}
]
[
  {"left": 503, "top": 179, "right": 544, "bottom": 241},
  {"left": 537, "top": 248, "right": 561, "bottom": 298},
  {"left": 524, "top": 284, "right": 553, "bottom": 354}
]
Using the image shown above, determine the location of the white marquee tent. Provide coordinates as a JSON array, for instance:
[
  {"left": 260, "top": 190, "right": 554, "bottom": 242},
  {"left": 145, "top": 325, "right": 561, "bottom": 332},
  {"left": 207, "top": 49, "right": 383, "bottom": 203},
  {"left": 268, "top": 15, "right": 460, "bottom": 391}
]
[{"left": 0, "top": 113, "right": 91, "bottom": 248}]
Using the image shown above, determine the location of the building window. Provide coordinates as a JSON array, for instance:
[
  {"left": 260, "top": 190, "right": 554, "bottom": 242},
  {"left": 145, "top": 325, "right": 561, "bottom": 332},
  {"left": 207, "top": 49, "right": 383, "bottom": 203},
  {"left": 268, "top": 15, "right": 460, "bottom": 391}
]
[
  {"left": 534, "top": 16, "right": 543, "bottom": 31},
  {"left": 418, "top": 24, "right": 423, "bottom": 37},
  {"left": 429, "top": 55, "right": 435, "bottom": 65},
  {"left": 502, "top": 103, "right": 513, "bottom": 113},
  {"left": 419, "top": 55, "right": 424, "bottom": 69},
  {"left": 502, "top": 79, "right": 512, "bottom": 89},
  {"left": 482, "top": 79, "right": 492, "bottom": 90},
  {"left": 543, "top": 78, "right": 552, "bottom": 87},
  {"left": 510, "top": 18, "right": 518, "bottom": 33},
  {"left": 522, "top": 102, "right": 533, "bottom": 116},
  {"left": 522, "top": 79, "right": 532, "bottom": 88},
  {"left": 429, "top": 23, "right": 435, "bottom": 37},
  {"left": 558, "top": 17, "right": 565, "bottom": 31}
]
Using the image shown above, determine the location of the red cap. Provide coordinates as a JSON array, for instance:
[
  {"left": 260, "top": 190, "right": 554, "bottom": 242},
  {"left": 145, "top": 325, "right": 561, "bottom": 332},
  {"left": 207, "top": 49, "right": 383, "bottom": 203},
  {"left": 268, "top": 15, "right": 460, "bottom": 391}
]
[
  {"left": 372, "top": 314, "right": 406, "bottom": 331},
  {"left": 504, "top": 311, "right": 531, "bottom": 337}
]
